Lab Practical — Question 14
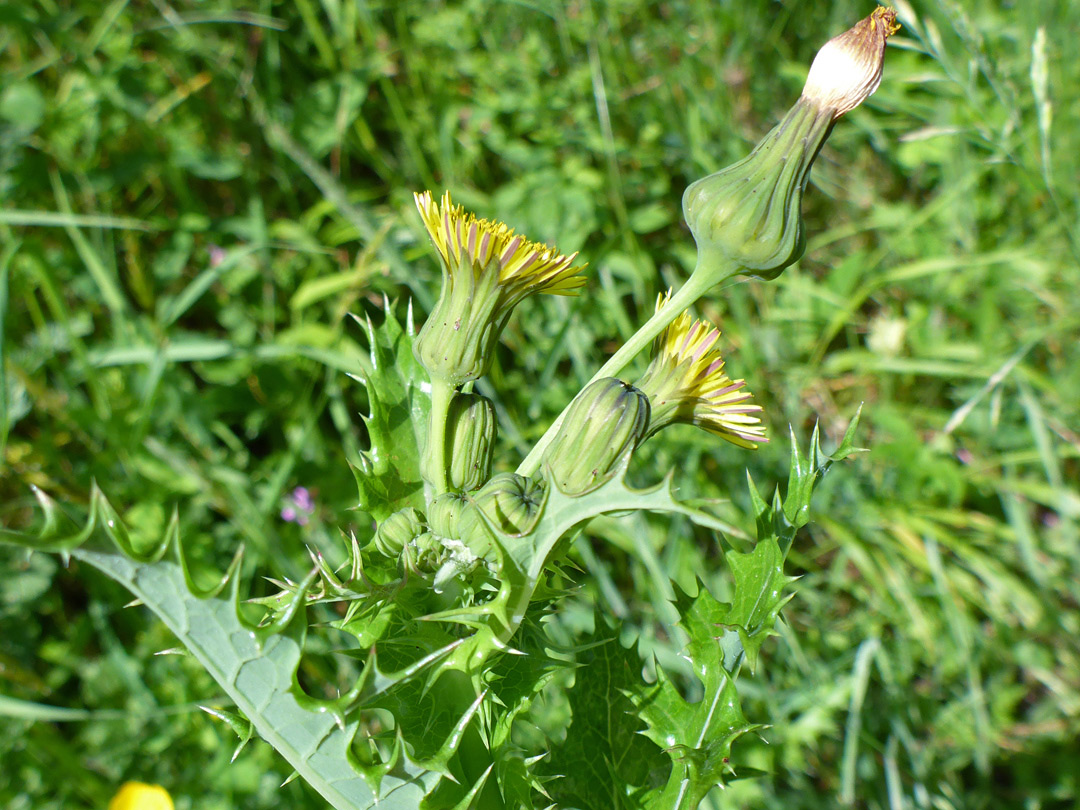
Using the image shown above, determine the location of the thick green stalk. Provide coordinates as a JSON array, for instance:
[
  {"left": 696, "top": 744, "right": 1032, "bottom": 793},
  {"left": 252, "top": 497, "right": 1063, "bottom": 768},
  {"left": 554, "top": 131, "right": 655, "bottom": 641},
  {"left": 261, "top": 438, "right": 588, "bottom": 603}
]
[
  {"left": 423, "top": 377, "right": 455, "bottom": 495},
  {"left": 516, "top": 258, "right": 736, "bottom": 477}
]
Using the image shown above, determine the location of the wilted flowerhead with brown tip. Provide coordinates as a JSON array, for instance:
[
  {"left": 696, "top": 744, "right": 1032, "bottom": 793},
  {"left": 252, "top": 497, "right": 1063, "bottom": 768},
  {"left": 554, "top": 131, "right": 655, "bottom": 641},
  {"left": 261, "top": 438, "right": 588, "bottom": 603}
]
[
  {"left": 683, "top": 7, "right": 899, "bottom": 281},
  {"left": 801, "top": 7, "right": 900, "bottom": 118}
]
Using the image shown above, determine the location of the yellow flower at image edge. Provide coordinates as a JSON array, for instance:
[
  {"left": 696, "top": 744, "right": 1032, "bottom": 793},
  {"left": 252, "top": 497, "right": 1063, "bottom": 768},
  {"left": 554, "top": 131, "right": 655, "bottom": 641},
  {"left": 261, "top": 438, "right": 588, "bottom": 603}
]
[
  {"left": 413, "top": 190, "right": 587, "bottom": 385},
  {"left": 108, "top": 782, "right": 174, "bottom": 810},
  {"left": 634, "top": 293, "right": 768, "bottom": 449}
]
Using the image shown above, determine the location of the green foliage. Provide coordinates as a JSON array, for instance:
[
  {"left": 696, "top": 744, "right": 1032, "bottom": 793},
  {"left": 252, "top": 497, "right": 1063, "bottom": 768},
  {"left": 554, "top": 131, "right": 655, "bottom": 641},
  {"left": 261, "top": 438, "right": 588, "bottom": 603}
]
[
  {"left": 1, "top": 488, "right": 437, "bottom": 808},
  {"left": 3, "top": 405, "right": 853, "bottom": 808},
  {"left": 636, "top": 584, "right": 762, "bottom": 809},
  {"left": 349, "top": 300, "right": 429, "bottom": 521},
  {"left": 3, "top": 0, "right": 1078, "bottom": 809},
  {"left": 546, "top": 621, "right": 660, "bottom": 809}
]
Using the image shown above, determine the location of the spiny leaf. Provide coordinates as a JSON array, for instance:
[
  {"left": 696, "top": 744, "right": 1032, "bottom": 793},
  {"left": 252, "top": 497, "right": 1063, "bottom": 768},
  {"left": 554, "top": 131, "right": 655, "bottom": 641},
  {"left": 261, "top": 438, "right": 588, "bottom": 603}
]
[
  {"left": 445, "top": 764, "right": 494, "bottom": 810},
  {"left": 710, "top": 539, "right": 796, "bottom": 673},
  {"left": 488, "top": 616, "right": 570, "bottom": 809},
  {"left": 1, "top": 488, "right": 439, "bottom": 810},
  {"left": 486, "top": 616, "right": 564, "bottom": 718},
  {"left": 200, "top": 705, "right": 255, "bottom": 762},
  {"left": 633, "top": 583, "right": 764, "bottom": 810},
  {"left": 545, "top": 618, "right": 667, "bottom": 810},
  {"left": 493, "top": 753, "right": 548, "bottom": 810},
  {"left": 371, "top": 668, "right": 485, "bottom": 776},
  {"left": 751, "top": 408, "right": 865, "bottom": 556},
  {"left": 350, "top": 297, "right": 430, "bottom": 521},
  {"left": 627, "top": 525, "right": 806, "bottom": 809}
]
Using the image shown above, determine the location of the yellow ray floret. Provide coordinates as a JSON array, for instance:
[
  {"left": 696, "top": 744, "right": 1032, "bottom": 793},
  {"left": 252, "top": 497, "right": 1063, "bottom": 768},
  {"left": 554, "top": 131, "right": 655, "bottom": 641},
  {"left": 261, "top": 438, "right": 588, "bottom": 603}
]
[
  {"left": 109, "top": 783, "right": 174, "bottom": 810},
  {"left": 414, "top": 190, "right": 586, "bottom": 296},
  {"left": 640, "top": 292, "right": 768, "bottom": 448}
]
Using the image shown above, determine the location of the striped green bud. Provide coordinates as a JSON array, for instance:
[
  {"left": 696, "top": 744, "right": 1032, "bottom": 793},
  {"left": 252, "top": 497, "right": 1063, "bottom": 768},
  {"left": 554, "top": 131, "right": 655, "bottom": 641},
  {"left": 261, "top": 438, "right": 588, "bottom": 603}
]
[
  {"left": 446, "top": 392, "right": 496, "bottom": 491},
  {"left": 682, "top": 99, "right": 831, "bottom": 280},
  {"left": 543, "top": 378, "right": 650, "bottom": 495},
  {"left": 454, "top": 473, "right": 546, "bottom": 553},
  {"left": 428, "top": 490, "right": 470, "bottom": 539},
  {"left": 473, "top": 472, "right": 546, "bottom": 535},
  {"left": 413, "top": 249, "right": 503, "bottom": 386},
  {"left": 427, "top": 491, "right": 484, "bottom": 589},
  {"left": 372, "top": 507, "right": 426, "bottom": 558}
]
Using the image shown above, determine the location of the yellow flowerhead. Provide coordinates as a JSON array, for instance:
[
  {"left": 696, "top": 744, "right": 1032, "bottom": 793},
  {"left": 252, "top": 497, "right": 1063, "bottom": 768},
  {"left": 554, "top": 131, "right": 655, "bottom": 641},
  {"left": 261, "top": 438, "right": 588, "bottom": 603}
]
[
  {"left": 108, "top": 782, "right": 174, "bottom": 810},
  {"left": 414, "top": 191, "right": 586, "bottom": 297},
  {"left": 634, "top": 292, "right": 767, "bottom": 448},
  {"left": 413, "top": 191, "right": 587, "bottom": 385}
]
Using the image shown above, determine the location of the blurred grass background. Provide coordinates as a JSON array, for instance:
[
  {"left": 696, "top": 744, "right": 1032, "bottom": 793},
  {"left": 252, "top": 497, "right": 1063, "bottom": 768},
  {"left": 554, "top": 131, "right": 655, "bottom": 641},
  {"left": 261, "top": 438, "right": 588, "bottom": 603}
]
[{"left": 1, "top": 0, "right": 1078, "bottom": 807}]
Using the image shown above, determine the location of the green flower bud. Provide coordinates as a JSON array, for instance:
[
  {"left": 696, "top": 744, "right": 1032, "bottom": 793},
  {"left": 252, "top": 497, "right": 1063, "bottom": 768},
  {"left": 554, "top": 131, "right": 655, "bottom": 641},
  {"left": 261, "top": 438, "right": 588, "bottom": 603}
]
[
  {"left": 683, "top": 7, "right": 897, "bottom": 281},
  {"left": 426, "top": 491, "right": 486, "bottom": 588},
  {"left": 413, "top": 250, "right": 503, "bottom": 386},
  {"left": 409, "top": 531, "right": 445, "bottom": 571},
  {"left": 427, "top": 490, "right": 470, "bottom": 539},
  {"left": 442, "top": 503, "right": 490, "bottom": 564},
  {"left": 415, "top": 473, "right": 546, "bottom": 568},
  {"left": 372, "top": 507, "right": 426, "bottom": 558},
  {"left": 682, "top": 99, "right": 831, "bottom": 280},
  {"left": 446, "top": 393, "right": 496, "bottom": 491},
  {"left": 450, "top": 473, "right": 547, "bottom": 561},
  {"left": 473, "top": 472, "right": 546, "bottom": 535},
  {"left": 543, "top": 378, "right": 650, "bottom": 495}
]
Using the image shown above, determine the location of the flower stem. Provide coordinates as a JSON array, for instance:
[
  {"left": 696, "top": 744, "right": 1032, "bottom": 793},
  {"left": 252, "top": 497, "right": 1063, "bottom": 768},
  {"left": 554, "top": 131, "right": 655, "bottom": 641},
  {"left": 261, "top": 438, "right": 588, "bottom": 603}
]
[
  {"left": 423, "top": 377, "right": 455, "bottom": 496},
  {"left": 516, "top": 257, "right": 736, "bottom": 477}
]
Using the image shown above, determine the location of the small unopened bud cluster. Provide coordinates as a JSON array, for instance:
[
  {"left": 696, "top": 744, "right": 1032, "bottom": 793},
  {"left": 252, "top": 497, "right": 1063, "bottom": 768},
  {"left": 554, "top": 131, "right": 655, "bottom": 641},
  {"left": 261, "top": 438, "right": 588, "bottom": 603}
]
[{"left": 369, "top": 472, "right": 547, "bottom": 585}]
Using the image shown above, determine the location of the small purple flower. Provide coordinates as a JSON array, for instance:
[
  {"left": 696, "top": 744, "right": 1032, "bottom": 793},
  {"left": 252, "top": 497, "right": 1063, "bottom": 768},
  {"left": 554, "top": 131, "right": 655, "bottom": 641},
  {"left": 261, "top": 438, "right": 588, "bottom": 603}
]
[
  {"left": 281, "top": 487, "right": 315, "bottom": 526},
  {"left": 292, "top": 487, "right": 314, "bottom": 512},
  {"left": 209, "top": 245, "right": 227, "bottom": 268}
]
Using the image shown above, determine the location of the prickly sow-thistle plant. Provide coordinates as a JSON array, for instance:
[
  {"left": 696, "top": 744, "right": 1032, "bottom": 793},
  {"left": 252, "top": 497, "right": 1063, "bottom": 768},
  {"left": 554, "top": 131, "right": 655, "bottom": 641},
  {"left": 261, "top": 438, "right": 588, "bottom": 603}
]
[{"left": 4, "top": 10, "right": 896, "bottom": 810}]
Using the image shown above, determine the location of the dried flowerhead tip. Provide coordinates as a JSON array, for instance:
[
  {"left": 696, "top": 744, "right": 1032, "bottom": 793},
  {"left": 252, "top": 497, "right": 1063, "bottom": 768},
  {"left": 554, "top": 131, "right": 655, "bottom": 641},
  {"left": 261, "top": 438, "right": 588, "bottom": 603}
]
[
  {"left": 634, "top": 292, "right": 768, "bottom": 449},
  {"left": 682, "top": 7, "right": 898, "bottom": 281},
  {"left": 801, "top": 6, "right": 900, "bottom": 119},
  {"left": 414, "top": 191, "right": 586, "bottom": 297}
]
